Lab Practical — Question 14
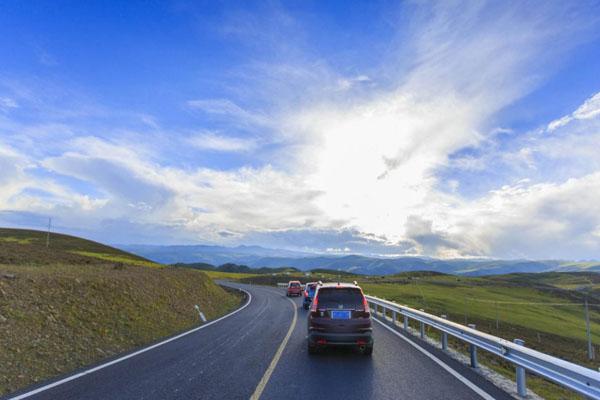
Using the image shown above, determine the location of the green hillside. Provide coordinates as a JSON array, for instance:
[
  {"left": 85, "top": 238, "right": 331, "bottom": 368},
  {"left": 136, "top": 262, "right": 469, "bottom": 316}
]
[
  {"left": 0, "top": 228, "right": 243, "bottom": 396},
  {"left": 0, "top": 228, "right": 158, "bottom": 267}
]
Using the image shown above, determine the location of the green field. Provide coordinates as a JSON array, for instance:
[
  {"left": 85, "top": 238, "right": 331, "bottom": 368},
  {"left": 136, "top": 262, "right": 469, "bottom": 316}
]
[
  {"left": 202, "top": 269, "right": 262, "bottom": 280},
  {"left": 69, "top": 251, "right": 162, "bottom": 268},
  {"left": 362, "top": 276, "right": 600, "bottom": 344},
  {"left": 0, "top": 228, "right": 242, "bottom": 396}
]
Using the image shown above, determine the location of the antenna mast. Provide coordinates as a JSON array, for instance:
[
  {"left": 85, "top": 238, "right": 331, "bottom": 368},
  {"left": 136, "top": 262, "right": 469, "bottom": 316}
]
[{"left": 46, "top": 217, "right": 52, "bottom": 248}]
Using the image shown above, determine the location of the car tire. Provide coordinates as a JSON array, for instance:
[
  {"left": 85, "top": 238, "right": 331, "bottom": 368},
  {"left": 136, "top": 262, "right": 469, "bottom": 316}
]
[
  {"left": 362, "top": 345, "right": 373, "bottom": 356},
  {"left": 308, "top": 343, "right": 318, "bottom": 355}
]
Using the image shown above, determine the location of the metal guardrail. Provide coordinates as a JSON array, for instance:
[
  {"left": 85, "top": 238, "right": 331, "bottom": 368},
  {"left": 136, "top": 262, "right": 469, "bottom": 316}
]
[
  {"left": 365, "top": 295, "right": 600, "bottom": 399},
  {"left": 277, "top": 282, "right": 306, "bottom": 289}
]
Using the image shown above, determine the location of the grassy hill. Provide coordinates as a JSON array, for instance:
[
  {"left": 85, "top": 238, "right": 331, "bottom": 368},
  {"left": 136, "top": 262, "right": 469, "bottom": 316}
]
[
  {"left": 0, "top": 228, "right": 243, "bottom": 396},
  {"left": 0, "top": 228, "right": 158, "bottom": 267}
]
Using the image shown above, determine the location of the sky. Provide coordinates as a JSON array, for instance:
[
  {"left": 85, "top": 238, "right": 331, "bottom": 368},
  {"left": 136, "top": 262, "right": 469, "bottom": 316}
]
[{"left": 1, "top": 1, "right": 600, "bottom": 260}]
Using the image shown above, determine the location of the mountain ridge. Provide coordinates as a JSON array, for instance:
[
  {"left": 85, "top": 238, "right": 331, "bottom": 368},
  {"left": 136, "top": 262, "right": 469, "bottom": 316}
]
[{"left": 117, "top": 243, "right": 600, "bottom": 276}]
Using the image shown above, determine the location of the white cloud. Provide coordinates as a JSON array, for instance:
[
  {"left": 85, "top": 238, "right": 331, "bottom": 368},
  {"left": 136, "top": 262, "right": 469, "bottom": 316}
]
[
  {"left": 336, "top": 75, "right": 371, "bottom": 91},
  {"left": 547, "top": 91, "right": 600, "bottom": 131},
  {"left": 187, "top": 98, "right": 270, "bottom": 127},
  {"left": 455, "top": 172, "right": 600, "bottom": 259},
  {"left": 30, "top": 136, "right": 328, "bottom": 241},
  {"left": 187, "top": 131, "right": 258, "bottom": 152},
  {"left": 0, "top": 140, "right": 109, "bottom": 215},
  {"left": 0, "top": 144, "right": 31, "bottom": 205},
  {"left": 0, "top": 97, "right": 18, "bottom": 111},
  {"left": 547, "top": 115, "right": 572, "bottom": 131},
  {"left": 325, "top": 247, "right": 351, "bottom": 253}
]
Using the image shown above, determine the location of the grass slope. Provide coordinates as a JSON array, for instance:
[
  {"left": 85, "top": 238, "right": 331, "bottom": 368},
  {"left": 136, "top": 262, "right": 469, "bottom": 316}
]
[
  {"left": 0, "top": 228, "right": 158, "bottom": 267},
  {"left": 0, "top": 228, "right": 242, "bottom": 396}
]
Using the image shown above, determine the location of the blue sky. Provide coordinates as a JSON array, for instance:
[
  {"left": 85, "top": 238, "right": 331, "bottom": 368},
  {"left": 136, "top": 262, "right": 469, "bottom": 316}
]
[{"left": 2, "top": 1, "right": 600, "bottom": 259}]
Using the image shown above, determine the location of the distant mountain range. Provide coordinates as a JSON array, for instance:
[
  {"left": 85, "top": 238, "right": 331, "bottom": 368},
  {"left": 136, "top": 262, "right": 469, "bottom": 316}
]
[
  {"left": 118, "top": 244, "right": 314, "bottom": 266},
  {"left": 117, "top": 244, "right": 600, "bottom": 276}
]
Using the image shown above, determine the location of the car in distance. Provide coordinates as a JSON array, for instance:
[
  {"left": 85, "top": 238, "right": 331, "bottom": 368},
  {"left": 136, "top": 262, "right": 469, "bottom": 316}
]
[
  {"left": 307, "top": 281, "right": 373, "bottom": 355},
  {"left": 303, "top": 282, "right": 319, "bottom": 310},
  {"left": 286, "top": 280, "right": 302, "bottom": 297}
]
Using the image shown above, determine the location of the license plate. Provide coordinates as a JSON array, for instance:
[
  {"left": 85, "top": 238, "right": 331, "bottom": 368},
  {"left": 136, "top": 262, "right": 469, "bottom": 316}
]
[{"left": 331, "top": 310, "right": 351, "bottom": 320}]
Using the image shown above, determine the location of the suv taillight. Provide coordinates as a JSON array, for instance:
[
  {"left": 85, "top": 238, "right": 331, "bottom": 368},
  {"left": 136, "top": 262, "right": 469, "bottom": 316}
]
[
  {"left": 310, "top": 294, "right": 318, "bottom": 313},
  {"left": 361, "top": 291, "right": 370, "bottom": 314}
]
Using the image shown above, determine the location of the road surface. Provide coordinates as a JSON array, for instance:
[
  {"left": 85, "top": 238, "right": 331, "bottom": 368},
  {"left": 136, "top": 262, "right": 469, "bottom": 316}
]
[{"left": 5, "top": 283, "right": 513, "bottom": 400}]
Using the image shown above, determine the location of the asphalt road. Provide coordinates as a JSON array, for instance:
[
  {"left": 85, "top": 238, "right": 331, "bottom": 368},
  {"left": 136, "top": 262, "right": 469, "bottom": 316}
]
[{"left": 5, "top": 283, "right": 514, "bottom": 400}]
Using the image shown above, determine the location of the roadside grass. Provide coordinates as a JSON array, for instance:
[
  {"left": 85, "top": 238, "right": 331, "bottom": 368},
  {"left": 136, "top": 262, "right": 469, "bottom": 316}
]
[
  {"left": 69, "top": 251, "right": 162, "bottom": 268},
  {"left": 411, "top": 327, "right": 581, "bottom": 400}
]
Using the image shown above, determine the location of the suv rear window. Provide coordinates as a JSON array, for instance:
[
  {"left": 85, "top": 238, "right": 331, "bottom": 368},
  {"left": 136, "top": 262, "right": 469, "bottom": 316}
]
[
  {"left": 316, "top": 288, "right": 363, "bottom": 309},
  {"left": 290, "top": 282, "right": 301, "bottom": 288}
]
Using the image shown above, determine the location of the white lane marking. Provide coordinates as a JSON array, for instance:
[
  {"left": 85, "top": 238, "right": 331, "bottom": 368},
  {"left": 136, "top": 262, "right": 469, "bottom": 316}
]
[
  {"left": 249, "top": 295, "right": 298, "bottom": 400},
  {"left": 9, "top": 288, "right": 253, "bottom": 400},
  {"left": 373, "top": 318, "right": 496, "bottom": 400}
]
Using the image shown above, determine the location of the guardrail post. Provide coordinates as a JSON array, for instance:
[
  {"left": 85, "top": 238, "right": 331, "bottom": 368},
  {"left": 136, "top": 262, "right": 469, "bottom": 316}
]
[
  {"left": 392, "top": 310, "right": 397, "bottom": 325},
  {"left": 403, "top": 314, "right": 408, "bottom": 330},
  {"left": 419, "top": 309, "right": 426, "bottom": 338},
  {"left": 373, "top": 303, "right": 378, "bottom": 316},
  {"left": 468, "top": 324, "right": 478, "bottom": 368},
  {"left": 441, "top": 315, "right": 448, "bottom": 350},
  {"left": 514, "top": 339, "right": 527, "bottom": 397}
]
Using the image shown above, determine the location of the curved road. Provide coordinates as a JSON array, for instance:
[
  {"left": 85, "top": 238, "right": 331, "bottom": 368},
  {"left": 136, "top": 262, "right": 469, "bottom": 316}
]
[{"left": 5, "top": 283, "right": 513, "bottom": 400}]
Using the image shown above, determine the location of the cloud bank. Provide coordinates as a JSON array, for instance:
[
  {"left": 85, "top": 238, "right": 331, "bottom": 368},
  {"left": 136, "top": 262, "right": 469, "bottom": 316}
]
[{"left": 1, "top": 1, "right": 600, "bottom": 259}]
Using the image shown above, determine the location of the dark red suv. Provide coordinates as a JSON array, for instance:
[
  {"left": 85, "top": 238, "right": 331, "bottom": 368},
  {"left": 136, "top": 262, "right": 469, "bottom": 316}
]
[
  {"left": 286, "top": 280, "right": 302, "bottom": 297},
  {"left": 307, "top": 282, "right": 373, "bottom": 355}
]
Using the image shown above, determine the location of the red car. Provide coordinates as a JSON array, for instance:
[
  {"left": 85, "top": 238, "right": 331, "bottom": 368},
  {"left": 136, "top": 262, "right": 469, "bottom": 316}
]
[{"left": 286, "top": 280, "right": 302, "bottom": 297}]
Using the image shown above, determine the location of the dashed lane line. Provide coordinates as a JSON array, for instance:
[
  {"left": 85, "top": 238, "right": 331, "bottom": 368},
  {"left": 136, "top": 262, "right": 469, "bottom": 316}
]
[{"left": 249, "top": 295, "right": 298, "bottom": 400}]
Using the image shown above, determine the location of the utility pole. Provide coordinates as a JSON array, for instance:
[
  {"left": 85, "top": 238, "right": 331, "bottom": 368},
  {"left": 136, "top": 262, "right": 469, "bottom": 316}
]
[
  {"left": 464, "top": 295, "right": 468, "bottom": 325},
  {"left": 46, "top": 217, "right": 51, "bottom": 248},
  {"left": 585, "top": 297, "right": 595, "bottom": 360},
  {"left": 495, "top": 301, "right": 499, "bottom": 330}
]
